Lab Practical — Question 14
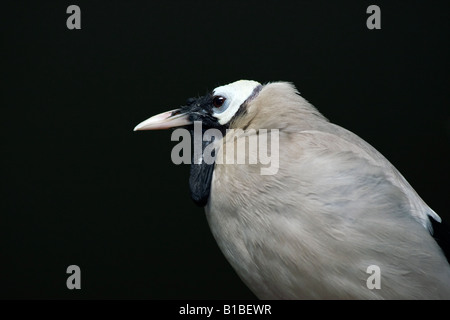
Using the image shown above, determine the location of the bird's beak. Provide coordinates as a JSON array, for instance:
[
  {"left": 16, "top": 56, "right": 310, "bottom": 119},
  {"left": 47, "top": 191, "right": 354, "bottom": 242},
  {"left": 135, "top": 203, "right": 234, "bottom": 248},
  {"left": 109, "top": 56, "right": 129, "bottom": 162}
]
[{"left": 133, "top": 109, "right": 192, "bottom": 131}]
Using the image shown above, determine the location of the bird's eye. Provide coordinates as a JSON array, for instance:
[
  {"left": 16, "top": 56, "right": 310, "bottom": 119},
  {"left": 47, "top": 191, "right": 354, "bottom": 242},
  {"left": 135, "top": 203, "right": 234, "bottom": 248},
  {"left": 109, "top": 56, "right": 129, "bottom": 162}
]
[{"left": 213, "top": 96, "right": 226, "bottom": 108}]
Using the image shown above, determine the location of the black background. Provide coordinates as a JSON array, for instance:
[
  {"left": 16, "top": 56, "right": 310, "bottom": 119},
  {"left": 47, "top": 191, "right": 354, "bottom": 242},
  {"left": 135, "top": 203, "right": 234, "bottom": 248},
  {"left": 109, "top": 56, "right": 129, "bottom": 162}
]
[{"left": 2, "top": 1, "right": 449, "bottom": 299}]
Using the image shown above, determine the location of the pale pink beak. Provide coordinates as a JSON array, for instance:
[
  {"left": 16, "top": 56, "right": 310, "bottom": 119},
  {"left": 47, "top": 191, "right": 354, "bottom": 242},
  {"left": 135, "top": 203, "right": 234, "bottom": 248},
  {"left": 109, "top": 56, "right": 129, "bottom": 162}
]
[{"left": 133, "top": 109, "right": 192, "bottom": 131}]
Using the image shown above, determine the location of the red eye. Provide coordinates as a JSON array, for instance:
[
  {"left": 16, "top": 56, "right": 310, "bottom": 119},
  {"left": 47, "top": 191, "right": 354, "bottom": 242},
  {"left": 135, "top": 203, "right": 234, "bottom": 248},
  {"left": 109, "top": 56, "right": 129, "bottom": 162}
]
[{"left": 213, "top": 96, "right": 226, "bottom": 108}]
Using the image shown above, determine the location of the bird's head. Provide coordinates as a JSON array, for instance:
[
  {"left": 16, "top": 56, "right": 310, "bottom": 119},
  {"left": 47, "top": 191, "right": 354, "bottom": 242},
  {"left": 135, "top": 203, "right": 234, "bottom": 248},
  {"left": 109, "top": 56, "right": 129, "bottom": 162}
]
[{"left": 133, "top": 80, "right": 262, "bottom": 132}]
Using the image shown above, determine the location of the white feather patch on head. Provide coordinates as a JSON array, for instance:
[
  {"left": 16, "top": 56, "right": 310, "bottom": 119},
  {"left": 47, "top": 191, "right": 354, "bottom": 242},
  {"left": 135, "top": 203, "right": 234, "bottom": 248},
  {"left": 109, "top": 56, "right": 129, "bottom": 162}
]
[{"left": 212, "top": 80, "right": 261, "bottom": 125}]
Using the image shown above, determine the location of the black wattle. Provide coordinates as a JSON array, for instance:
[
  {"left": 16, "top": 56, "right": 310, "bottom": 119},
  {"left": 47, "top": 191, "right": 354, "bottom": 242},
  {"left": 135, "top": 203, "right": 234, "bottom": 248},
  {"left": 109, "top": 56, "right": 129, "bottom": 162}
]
[
  {"left": 189, "top": 160, "right": 215, "bottom": 207},
  {"left": 188, "top": 128, "right": 216, "bottom": 207}
]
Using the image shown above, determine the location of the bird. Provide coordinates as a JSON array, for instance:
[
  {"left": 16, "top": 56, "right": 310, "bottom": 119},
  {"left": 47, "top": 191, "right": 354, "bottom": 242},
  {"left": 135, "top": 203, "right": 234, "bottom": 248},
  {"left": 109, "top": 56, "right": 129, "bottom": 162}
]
[{"left": 134, "top": 80, "right": 450, "bottom": 299}]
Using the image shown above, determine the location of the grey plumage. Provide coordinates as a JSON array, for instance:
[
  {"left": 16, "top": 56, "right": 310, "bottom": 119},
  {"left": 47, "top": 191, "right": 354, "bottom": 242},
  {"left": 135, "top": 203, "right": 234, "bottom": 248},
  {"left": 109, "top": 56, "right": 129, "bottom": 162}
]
[{"left": 135, "top": 80, "right": 450, "bottom": 299}]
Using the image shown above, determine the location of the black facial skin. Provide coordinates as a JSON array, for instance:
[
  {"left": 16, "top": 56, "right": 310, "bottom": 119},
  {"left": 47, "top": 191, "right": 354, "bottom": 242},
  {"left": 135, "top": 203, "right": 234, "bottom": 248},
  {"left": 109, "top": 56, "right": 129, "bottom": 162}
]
[
  {"left": 180, "top": 93, "right": 223, "bottom": 129},
  {"left": 178, "top": 93, "right": 226, "bottom": 207}
]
